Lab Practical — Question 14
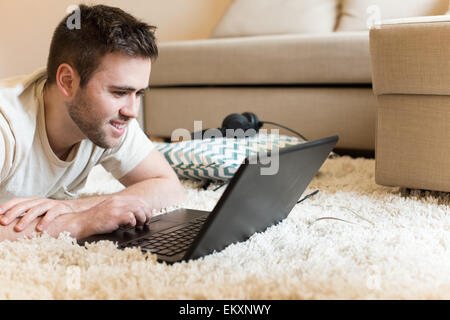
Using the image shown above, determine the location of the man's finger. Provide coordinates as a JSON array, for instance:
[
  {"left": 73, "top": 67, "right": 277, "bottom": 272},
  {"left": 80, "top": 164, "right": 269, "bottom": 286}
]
[
  {"left": 144, "top": 209, "right": 153, "bottom": 223},
  {"left": 0, "top": 199, "right": 47, "bottom": 225},
  {"left": 35, "top": 209, "right": 59, "bottom": 232},
  {"left": 0, "top": 198, "right": 38, "bottom": 215},
  {"left": 15, "top": 203, "right": 53, "bottom": 232},
  {"left": 134, "top": 208, "right": 147, "bottom": 226},
  {"left": 122, "top": 211, "right": 137, "bottom": 228}
]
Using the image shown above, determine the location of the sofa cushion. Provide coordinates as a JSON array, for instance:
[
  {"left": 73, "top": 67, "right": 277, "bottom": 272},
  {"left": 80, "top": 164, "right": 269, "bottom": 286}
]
[
  {"left": 153, "top": 134, "right": 306, "bottom": 182},
  {"left": 150, "top": 32, "right": 371, "bottom": 86},
  {"left": 211, "top": 0, "right": 337, "bottom": 38},
  {"left": 337, "top": 0, "right": 449, "bottom": 31}
]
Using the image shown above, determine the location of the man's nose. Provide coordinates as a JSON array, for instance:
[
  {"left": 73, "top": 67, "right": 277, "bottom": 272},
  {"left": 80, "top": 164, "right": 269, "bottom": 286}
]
[{"left": 120, "top": 95, "right": 140, "bottom": 119}]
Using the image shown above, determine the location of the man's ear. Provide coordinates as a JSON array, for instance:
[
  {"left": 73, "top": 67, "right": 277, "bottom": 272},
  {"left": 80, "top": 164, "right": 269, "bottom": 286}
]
[{"left": 55, "top": 63, "right": 80, "bottom": 98}]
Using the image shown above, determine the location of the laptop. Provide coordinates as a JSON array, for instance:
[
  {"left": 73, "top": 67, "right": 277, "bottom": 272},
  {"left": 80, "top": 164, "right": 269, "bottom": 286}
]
[{"left": 79, "top": 135, "right": 339, "bottom": 264}]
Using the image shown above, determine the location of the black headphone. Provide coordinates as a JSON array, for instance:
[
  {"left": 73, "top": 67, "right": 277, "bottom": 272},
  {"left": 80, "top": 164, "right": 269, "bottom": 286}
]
[
  {"left": 191, "top": 112, "right": 262, "bottom": 139},
  {"left": 222, "top": 112, "right": 263, "bottom": 132},
  {"left": 191, "top": 111, "right": 307, "bottom": 141}
]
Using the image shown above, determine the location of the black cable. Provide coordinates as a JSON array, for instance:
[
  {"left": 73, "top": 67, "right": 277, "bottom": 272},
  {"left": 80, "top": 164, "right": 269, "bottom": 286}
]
[
  {"left": 261, "top": 121, "right": 308, "bottom": 141},
  {"left": 213, "top": 182, "right": 228, "bottom": 191},
  {"left": 297, "top": 190, "right": 319, "bottom": 204}
]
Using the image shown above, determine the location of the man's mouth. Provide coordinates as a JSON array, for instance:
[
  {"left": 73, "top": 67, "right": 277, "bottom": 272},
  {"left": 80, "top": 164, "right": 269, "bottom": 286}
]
[
  {"left": 110, "top": 120, "right": 127, "bottom": 135},
  {"left": 110, "top": 121, "right": 127, "bottom": 129}
]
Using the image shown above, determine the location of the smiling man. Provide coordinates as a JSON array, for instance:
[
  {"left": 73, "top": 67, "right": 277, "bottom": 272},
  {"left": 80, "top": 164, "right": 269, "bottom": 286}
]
[{"left": 0, "top": 5, "right": 185, "bottom": 241}]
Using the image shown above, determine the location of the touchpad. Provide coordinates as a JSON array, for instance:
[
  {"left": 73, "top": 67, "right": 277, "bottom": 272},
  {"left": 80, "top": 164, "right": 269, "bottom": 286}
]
[
  {"left": 144, "top": 219, "right": 178, "bottom": 233},
  {"left": 157, "top": 208, "right": 210, "bottom": 224}
]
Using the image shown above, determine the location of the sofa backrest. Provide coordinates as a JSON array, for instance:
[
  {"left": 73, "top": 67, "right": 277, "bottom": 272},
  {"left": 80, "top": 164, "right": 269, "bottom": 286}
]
[
  {"left": 210, "top": 0, "right": 450, "bottom": 37},
  {"left": 211, "top": 0, "right": 338, "bottom": 38},
  {"left": 336, "top": 0, "right": 449, "bottom": 31}
]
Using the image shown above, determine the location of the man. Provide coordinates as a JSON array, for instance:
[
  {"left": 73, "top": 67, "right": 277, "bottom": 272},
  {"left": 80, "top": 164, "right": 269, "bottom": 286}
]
[{"left": 0, "top": 5, "right": 185, "bottom": 241}]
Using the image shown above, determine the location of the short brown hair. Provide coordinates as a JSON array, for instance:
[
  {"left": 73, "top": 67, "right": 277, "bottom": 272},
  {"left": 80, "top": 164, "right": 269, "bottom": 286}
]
[{"left": 47, "top": 4, "right": 158, "bottom": 87}]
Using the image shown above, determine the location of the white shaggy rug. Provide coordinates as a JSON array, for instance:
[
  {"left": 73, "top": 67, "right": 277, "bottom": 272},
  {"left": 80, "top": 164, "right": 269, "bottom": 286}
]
[{"left": 0, "top": 156, "right": 449, "bottom": 299}]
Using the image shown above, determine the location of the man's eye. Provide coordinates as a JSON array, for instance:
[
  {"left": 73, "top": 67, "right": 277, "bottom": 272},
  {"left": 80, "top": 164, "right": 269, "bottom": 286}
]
[{"left": 113, "top": 91, "right": 127, "bottom": 97}]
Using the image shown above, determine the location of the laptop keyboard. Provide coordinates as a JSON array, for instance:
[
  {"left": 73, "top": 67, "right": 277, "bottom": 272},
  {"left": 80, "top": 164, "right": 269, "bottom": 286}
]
[{"left": 119, "top": 216, "right": 208, "bottom": 257}]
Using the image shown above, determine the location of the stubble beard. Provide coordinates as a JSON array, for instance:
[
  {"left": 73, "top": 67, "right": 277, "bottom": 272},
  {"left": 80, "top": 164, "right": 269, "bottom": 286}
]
[{"left": 67, "top": 90, "right": 113, "bottom": 149}]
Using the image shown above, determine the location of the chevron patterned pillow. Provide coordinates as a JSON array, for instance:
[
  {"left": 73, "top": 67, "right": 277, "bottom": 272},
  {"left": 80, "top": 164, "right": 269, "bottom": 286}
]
[{"left": 153, "top": 134, "right": 306, "bottom": 182}]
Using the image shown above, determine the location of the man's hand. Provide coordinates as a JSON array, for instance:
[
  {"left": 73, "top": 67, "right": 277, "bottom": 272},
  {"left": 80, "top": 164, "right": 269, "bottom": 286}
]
[
  {"left": 76, "top": 196, "right": 153, "bottom": 238},
  {"left": 0, "top": 198, "right": 76, "bottom": 232},
  {"left": 0, "top": 195, "right": 153, "bottom": 241}
]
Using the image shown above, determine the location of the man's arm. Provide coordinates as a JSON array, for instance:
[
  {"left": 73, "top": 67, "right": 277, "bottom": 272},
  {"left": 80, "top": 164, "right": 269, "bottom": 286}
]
[
  {"left": 0, "top": 148, "right": 185, "bottom": 232},
  {"left": 0, "top": 212, "right": 81, "bottom": 241},
  {"left": 0, "top": 196, "right": 153, "bottom": 241},
  {"left": 67, "top": 148, "right": 186, "bottom": 211},
  {"left": 35, "top": 148, "right": 185, "bottom": 231},
  {"left": 117, "top": 148, "right": 186, "bottom": 207}
]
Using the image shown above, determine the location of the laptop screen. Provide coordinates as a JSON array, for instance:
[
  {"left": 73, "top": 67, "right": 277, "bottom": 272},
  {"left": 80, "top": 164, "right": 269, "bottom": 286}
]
[{"left": 185, "top": 136, "right": 338, "bottom": 260}]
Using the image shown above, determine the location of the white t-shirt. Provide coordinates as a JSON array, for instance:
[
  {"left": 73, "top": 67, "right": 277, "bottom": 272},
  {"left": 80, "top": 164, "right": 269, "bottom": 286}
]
[{"left": 0, "top": 68, "right": 154, "bottom": 202}]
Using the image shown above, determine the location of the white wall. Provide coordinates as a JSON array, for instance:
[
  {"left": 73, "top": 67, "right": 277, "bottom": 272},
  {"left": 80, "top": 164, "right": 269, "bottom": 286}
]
[{"left": 0, "top": 0, "right": 231, "bottom": 78}]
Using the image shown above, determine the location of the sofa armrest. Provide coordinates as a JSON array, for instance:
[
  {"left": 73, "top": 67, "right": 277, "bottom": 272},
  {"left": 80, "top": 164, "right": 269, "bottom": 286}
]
[{"left": 370, "top": 16, "right": 450, "bottom": 96}]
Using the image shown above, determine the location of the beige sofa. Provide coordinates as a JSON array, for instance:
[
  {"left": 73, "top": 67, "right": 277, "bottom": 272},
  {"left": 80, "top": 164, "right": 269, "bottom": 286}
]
[
  {"left": 144, "top": 0, "right": 449, "bottom": 151},
  {"left": 370, "top": 15, "right": 450, "bottom": 192}
]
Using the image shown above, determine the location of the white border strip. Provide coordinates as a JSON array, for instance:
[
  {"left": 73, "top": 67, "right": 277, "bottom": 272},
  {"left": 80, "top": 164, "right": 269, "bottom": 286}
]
[{"left": 380, "top": 15, "right": 450, "bottom": 26}]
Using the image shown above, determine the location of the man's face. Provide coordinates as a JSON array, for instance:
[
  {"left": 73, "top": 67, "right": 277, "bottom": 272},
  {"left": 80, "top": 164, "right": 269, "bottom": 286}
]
[{"left": 67, "top": 52, "right": 151, "bottom": 149}]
